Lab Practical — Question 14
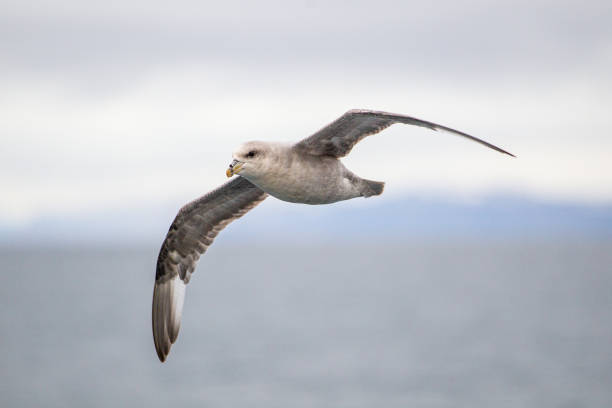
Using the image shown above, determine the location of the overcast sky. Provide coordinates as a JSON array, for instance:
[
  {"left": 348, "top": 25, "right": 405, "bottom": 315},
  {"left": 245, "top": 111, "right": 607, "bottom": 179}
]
[{"left": 1, "top": 0, "right": 611, "bottom": 224}]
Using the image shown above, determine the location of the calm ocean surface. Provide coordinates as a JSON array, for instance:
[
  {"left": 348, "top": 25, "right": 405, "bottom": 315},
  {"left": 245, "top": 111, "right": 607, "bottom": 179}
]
[{"left": 1, "top": 241, "right": 611, "bottom": 407}]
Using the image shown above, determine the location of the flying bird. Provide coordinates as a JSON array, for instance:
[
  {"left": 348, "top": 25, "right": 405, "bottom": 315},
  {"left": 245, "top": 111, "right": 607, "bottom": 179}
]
[{"left": 152, "top": 109, "right": 514, "bottom": 362}]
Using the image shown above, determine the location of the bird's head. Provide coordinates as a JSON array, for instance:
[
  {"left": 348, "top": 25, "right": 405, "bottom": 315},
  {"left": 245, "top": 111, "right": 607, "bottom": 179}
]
[{"left": 226, "top": 141, "right": 278, "bottom": 179}]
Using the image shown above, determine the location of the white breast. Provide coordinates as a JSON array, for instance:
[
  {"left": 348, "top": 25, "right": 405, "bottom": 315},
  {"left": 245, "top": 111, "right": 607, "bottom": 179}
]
[{"left": 246, "top": 153, "right": 360, "bottom": 204}]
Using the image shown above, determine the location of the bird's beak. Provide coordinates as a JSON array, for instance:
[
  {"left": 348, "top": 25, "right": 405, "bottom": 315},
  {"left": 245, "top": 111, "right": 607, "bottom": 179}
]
[{"left": 226, "top": 159, "right": 244, "bottom": 177}]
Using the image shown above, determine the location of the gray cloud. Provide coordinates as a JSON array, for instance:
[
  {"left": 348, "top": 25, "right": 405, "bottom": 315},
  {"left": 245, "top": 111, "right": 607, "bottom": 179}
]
[
  {"left": 2, "top": 0, "right": 611, "bottom": 81},
  {"left": 1, "top": 0, "right": 612, "bottom": 222}
]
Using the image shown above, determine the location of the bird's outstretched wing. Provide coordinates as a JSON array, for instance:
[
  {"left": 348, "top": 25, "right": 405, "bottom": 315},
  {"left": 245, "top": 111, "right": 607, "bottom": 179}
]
[
  {"left": 294, "top": 109, "right": 515, "bottom": 158},
  {"left": 152, "top": 176, "right": 267, "bottom": 362}
]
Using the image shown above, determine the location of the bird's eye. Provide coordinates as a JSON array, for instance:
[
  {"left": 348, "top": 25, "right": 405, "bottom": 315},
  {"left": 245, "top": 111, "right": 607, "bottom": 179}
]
[{"left": 246, "top": 151, "right": 257, "bottom": 158}]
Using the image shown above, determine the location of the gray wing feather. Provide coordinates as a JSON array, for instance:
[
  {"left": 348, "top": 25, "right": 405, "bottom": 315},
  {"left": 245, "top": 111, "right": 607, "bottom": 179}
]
[
  {"left": 152, "top": 176, "right": 267, "bottom": 362},
  {"left": 294, "top": 109, "right": 515, "bottom": 158}
]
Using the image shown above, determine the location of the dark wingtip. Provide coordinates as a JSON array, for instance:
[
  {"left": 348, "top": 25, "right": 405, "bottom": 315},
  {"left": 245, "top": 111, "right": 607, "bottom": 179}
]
[
  {"left": 482, "top": 142, "right": 515, "bottom": 158},
  {"left": 475, "top": 139, "right": 515, "bottom": 158},
  {"left": 154, "top": 340, "right": 168, "bottom": 362}
]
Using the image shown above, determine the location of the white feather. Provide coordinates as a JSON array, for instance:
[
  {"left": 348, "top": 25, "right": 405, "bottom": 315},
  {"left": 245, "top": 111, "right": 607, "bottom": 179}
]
[{"left": 169, "top": 275, "right": 186, "bottom": 341}]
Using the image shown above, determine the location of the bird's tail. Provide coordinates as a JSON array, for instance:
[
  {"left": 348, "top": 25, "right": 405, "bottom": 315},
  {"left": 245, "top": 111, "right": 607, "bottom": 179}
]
[{"left": 360, "top": 179, "right": 385, "bottom": 197}]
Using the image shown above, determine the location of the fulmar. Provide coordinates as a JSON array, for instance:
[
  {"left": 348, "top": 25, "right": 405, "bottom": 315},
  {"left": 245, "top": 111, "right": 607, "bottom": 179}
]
[{"left": 152, "top": 109, "right": 514, "bottom": 362}]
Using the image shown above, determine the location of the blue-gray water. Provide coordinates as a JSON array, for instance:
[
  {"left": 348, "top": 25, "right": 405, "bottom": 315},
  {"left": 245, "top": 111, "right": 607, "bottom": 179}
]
[{"left": 1, "top": 241, "right": 611, "bottom": 407}]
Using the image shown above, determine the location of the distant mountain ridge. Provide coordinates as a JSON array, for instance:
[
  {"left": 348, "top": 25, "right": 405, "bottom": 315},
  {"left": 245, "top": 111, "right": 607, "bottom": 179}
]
[{"left": 1, "top": 195, "right": 611, "bottom": 246}]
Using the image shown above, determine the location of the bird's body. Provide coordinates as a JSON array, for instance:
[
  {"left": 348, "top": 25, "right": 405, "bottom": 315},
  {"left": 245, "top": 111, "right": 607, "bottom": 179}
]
[
  {"left": 152, "top": 109, "right": 515, "bottom": 362},
  {"left": 234, "top": 142, "right": 381, "bottom": 204}
]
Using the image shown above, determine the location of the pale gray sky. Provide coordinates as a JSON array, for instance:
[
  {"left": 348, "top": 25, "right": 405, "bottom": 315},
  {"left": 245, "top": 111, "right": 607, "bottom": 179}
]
[{"left": 1, "top": 0, "right": 611, "bottom": 223}]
